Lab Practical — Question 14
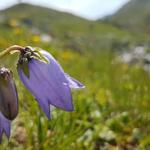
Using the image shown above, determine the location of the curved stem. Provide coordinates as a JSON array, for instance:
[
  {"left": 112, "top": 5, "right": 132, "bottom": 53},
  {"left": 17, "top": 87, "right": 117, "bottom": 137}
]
[{"left": 0, "top": 45, "right": 25, "bottom": 58}]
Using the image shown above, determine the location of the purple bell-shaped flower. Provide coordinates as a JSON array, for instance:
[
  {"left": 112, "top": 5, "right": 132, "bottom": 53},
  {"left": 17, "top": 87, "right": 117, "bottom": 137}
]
[
  {"left": 17, "top": 47, "right": 84, "bottom": 119},
  {"left": 0, "top": 67, "right": 18, "bottom": 142}
]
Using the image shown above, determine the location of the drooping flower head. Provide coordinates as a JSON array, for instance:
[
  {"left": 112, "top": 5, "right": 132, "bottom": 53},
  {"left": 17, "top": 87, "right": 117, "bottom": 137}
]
[
  {"left": 0, "top": 67, "right": 18, "bottom": 120},
  {"left": 17, "top": 46, "right": 85, "bottom": 119},
  {"left": 0, "top": 67, "right": 18, "bottom": 142}
]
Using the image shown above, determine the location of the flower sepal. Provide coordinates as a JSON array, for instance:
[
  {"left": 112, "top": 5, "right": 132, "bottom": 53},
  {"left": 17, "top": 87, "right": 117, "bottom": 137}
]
[
  {"left": 17, "top": 46, "right": 49, "bottom": 78},
  {"left": 17, "top": 58, "right": 30, "bottom": 78},
  {"left": 27, "top": 46, "right": 49, "bottom": 64}
]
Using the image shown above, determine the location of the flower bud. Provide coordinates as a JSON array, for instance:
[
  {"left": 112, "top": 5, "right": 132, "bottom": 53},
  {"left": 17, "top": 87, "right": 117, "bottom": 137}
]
[{"left": 0, "top": 67, "right": 18, "bottom": 120}]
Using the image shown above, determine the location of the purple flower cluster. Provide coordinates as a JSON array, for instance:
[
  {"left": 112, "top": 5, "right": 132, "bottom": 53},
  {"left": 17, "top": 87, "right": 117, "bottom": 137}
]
[{"left": 0, "top": 46, "right": 84, "bottom": 142}]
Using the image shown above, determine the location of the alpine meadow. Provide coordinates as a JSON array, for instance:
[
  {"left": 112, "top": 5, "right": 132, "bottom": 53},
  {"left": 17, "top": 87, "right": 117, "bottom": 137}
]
[{"left": 0, "top": 1, "right": 150, "bottom": 150}]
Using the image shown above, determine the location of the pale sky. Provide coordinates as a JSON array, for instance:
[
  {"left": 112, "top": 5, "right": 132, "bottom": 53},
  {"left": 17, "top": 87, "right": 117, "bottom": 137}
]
[{"left": 0, "top": 0, "right": 129, "bottom": 20}]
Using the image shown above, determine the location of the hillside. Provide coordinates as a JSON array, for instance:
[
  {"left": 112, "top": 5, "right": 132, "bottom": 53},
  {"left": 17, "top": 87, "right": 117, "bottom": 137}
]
[
  {"left": 0, "top": 3, "right": 143, "bottom": 52},
  {"left": 0, "top": 3, "right": 150, "bottom": 52},
  {"left": 105, "top": 0, "right": 150, "bottom": 33},
  {"left": 0, "top": 3, "right": 90, "bottom": 32}
]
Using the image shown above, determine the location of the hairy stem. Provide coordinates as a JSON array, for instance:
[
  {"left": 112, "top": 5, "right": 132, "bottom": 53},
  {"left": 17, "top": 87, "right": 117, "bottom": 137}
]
[{"left": 0, "top": 45, "right": 25, "bottom": 58}]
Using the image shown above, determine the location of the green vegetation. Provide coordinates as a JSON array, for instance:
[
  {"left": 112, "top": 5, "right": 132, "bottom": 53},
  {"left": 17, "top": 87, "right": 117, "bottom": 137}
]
[
  {"left": 2, "top": 3, "right": 150, "bottom": 52},
  {"left": 0, "top": 3, "right": 150, "bottom": 150},
  {"left": 105, "top": 0, "right": 150, "bottom": 33}
]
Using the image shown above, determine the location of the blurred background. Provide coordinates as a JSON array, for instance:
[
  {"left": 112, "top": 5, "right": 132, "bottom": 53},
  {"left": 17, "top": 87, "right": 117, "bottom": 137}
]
[{"left": 0, "top": 0, "right": 150, "bottom": 149}]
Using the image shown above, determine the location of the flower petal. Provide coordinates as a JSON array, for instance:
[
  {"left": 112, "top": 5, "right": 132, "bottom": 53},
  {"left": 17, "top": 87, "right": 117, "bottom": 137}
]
[
  {"left": 41, "top": 50, "right": 85, "bottom": 89},
  {"left": 30, "top": 57, "right": 73, "bottom": 111},
  {"left": 65, "top": 74, "right": 85, "bottom": 89},
  {"left": 0, "top": 112, "right": 11, "bottom": 142},
  {"left": 18, "top": 68, "right": 51, "bottom": 119}
]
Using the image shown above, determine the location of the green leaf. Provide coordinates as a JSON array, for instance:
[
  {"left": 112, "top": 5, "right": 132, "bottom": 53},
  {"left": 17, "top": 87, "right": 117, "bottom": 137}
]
[{"left": 18, "top": 59, "right": 30, "bottom": 78}]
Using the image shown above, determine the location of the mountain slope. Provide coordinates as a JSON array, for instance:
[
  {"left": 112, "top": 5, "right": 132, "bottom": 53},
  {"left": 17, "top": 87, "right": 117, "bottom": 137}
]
[
  {"left": 0, "top": 3, "right": 149, "bottom": 52},
  {"left": 106, "top": 0, "right": 150, "bottom": 32},
  {"left": 0, "top": 3, "right": 89, "bottom": 33}
]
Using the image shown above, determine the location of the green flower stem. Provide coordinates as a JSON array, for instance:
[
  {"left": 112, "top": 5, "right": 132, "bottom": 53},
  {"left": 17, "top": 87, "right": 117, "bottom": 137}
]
[{"left": 0, "top": 45, "right": 25, "bottom": 58}]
